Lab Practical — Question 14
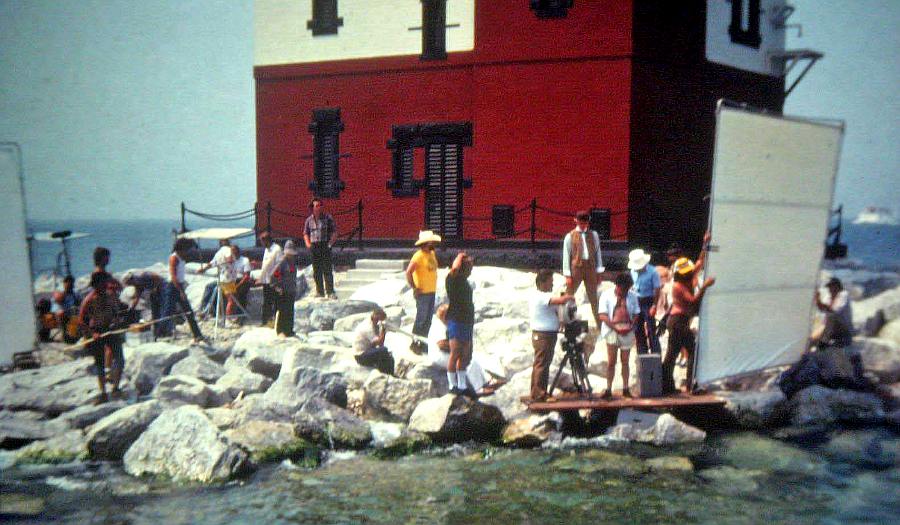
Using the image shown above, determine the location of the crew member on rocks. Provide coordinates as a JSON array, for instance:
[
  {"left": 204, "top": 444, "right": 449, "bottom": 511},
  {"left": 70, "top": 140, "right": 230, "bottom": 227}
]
[
  {"left": 628, "top": 248, "right": 662, "bottom": 355},
  {"left": 662, "top": 258, "right": 715, "bottom": 394},
  {"left": 597, "top": 273, "right": 640, "bottom": 399},
  {"left": 273, "top": 240, "right": 299, "bottom": 337},
  {"left": 562, "top": 211, "right": 604, "bottom": 322},
  {"left": 303, "top": 197, "right": 337, "bottom": 299},
  {"left": 353, "top": 308, "right": 394, "bottom": 376},
  {"left": 446, "top": 252, "right": 476, "bottom": 398},
  {"left": 258, "top": 232, "right": 283, "bottom": 327},
  {"left": 79, "top": 272, "right": 127, "bottom": 404},
  {"left": 529, "top": 269, "right": 575, "bottom": 402},
  {"left": 406, "top": 230, "right": 441, "bottom": 355}
]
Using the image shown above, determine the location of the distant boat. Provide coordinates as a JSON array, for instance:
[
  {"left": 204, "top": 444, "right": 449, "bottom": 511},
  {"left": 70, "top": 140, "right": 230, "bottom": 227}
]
[{"left": 852, "top": 206, "right": 898, "bottom": 225}]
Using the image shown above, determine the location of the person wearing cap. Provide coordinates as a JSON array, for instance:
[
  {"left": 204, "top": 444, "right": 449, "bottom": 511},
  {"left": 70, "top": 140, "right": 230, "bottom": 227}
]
[
  {"left": 628, "top": 248, "right": 662, "bottom": 355},
  {"left": 303, "top": 197, "right": 337, "bottom": 299},
  {"left": 405, "top": 230, "right": 441, "bottom": 354},
  {"left": 812, "top": 277, "right": 853, "bottom": 348},
  {"left": 662, "top": 257, "right": 715, "bottom": 394},
  {"left": 562, "top": 210, "right": 604, "bottom": 321},
  {"left": 258, "top": 231, "right": 283, "bottom": 326},
  {"left": 273, "top": 240, "right": 299, "bottom": 337}
]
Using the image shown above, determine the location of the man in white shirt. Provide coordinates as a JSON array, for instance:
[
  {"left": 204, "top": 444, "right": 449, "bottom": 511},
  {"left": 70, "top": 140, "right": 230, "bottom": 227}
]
[
  {"left": 258, "top": 232, "right": 283, "bottom": 326},
  {"left": 529, "top": 269, "right": 575, "bottom": 402},
  {"left": 814, "top": 277, "right": 854, "bottom": 348},
  {"left": 597, "top": 273, "right": 641, "bottom": 398},
  {"left": 197, "top": 239, "right": 234, "bottom": 317},
  {"left": 353, "top": 309, "right": 394, "bottom": 376},
  {"left": 562, "top": 210, "right": 604, "bottom": 323}
]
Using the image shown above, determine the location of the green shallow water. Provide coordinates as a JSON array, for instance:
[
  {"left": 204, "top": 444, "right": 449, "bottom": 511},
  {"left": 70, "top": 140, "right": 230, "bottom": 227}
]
[{"left": 2, "top": 431, "right": 899, "bottom": 524}]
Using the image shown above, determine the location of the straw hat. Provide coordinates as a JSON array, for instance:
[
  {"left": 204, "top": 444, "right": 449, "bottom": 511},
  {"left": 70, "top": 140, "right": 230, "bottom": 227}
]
[
  {"left": 673, "top": 257, "right": 695, "bottom": 276},
  {"left": 627, "top": 248, "right": 652, "bottom": 270},
  {"left": 415, "top": 230, "right": 442, "bottom": 246},
  {"left": 283, "top": 240, "right": 298, "bottom": 256}
]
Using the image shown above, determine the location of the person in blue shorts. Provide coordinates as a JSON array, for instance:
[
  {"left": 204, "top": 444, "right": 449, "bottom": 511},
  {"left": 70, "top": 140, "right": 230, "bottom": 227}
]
[{"left": 445, "top": 252, "right": 476, "bottom": 398}]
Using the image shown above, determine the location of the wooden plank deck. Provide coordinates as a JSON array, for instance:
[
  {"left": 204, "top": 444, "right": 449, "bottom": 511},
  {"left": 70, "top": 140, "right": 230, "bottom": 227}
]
[{"left": 522, "top": 392, "right": 726, "bottom": 413}]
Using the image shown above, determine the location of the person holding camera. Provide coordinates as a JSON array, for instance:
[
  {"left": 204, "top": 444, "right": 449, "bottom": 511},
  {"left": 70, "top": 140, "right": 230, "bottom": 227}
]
[
  {"left": 529, "top": 269, "right": 575, "bottom": 402},
  {"left": 353, "top": 308, "right": 394, "bottom": 376},
  {"left": 597, "top": 273, "right": 641, "bottom": 399}
]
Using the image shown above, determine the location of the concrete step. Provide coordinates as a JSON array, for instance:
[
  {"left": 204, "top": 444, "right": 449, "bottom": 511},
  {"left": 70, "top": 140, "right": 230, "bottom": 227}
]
[
  {"left": 355, "top": 258, "right": 407, "bottom": 271},
  {"left": 344, "top": 268, "right": 402, "bottom": 280},
  {"left": 338, "top": 278, "right": 381, "bottom": 289}
]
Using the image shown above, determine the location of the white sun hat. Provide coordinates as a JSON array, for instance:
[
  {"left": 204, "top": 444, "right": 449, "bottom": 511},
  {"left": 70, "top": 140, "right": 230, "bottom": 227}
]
[
  {"left": 414, "top": 230, "right": 443, "bottom": 246},
  {"left": 627, "top": 248, "right": 652, "bottom": 270}
]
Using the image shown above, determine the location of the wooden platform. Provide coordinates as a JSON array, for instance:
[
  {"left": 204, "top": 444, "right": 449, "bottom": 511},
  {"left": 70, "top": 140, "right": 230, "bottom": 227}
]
[{"left": 522, "top": 392, "right": 726, "bottom": 413}]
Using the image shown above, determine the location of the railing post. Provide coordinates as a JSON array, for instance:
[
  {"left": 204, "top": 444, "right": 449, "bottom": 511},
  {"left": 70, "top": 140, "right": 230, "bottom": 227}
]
[
  {"left": 530, "top": 197, "right": 537, "bottom": 246},
  {"left": 180, "top": 202, "right": 187, "bottom": 233},
  {"left": 266, "top": 201, "right": 272, "bottom": 236},
  {"left": 357, "top": 199, "right": 363, "bottom": 250},
  {"left": 253, "top": 202, "right": 259, "bottom": 242}
]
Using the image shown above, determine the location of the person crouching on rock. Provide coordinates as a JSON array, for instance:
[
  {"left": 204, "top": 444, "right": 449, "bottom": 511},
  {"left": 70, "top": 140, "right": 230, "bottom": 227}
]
[
  {"left": 79, "top": 271, "right": 127, "bottom": 404},
  {"left": 662, "top": 258, "right": 715, "bottom": 395},
  {"left": 446, "top": 253, "right": 476, "bottom": 398},
  {"left": 273, "top": 240, "right": 298, "bottom": 337},
  {"left": 597, "top": 273, "right": 640, "bottom": 399},
  {"left": 529, "top": 269, "right": 575, "bottom": 402},
  {"left": 353, "top": 308, "right": 394, "bottom": 376}
]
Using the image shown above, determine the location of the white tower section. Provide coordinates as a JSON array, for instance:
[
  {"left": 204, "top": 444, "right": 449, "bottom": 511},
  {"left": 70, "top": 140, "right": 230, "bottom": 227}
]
[
  {"left": 706, "top": 0, "right": 788, "bottom": 76},
  {"left": 255, "top": 0, "right": 475, "bottom": 66}
]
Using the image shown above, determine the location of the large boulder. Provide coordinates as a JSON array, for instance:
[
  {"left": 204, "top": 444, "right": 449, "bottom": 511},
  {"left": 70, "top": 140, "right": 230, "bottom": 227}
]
[
  {"left": 214, "top": 368, "right": 273, "bottom": 399},
  {"left": 228, "top": 329, "right": 288, "bottom": 378},
  {"left": 0, "top": 358, "right": 101, "bottom": 415},
  {"left": 719, "top": 433, "right": 826, "bottom": 476},
  {"left": 57, "top": 401, "right": 128, "bottom": 430},
  {"left": 14, "top": 430, "right": 87, "bottom": 464},
  {"left": 878, "top": 318, "right": 900, "bottom": 346},
  {"left": 0, "top": 411, "right": 68, "bottom": 448},
  {"left": 482, "top": 369, "right": 532, "bottom": 421},
  {"left": 170, "top": 353, "right": 227, "bottom": 384},
  {"left": 501, "top": 414, "right": 559, "bottom": 447},
  {"left": 224, "top": 420, "right": 299, "bottom": 462},
  {"left": 123, "top": 406, "right": 248, "bottom": 483},
  {"left": 125, "top": 342, "right": 190, "bottom": 395},
  {"left": 85, "top": 400, "right": 164, "bottom": 460},
  {"left": 785, "top": 385, "right": 885, "bottom": 427},
  {"left": 292, "top": 398, "right": 372, "bottom": 449},
  {"left": 266, "top": 365, "right": 348, "bottom": 409},
  {"left": 349, "top": 280, "right": 409, "bottom": 307},
  {"left": 152, "top": 375, "right": 221, "bottom": 408},
  {"left": 854, "top": 287, "right": 900, "bottom": 336},
  {"left": 605, "top": 413, "right": 706, "bottom": 446},
  {"left": 332, "top": 312, "right": 371, "bottom": 333},
  {"left": 854, "top": 337, "right": 900, "bottom": 384},
  {"left": 718, "top": 389, "right": 786, "bottom": 429},
  {"left": 294, "top": 299, "right": 381, "bottom": 333},
  {"left": 361, "top": 371, "right": 436, "bottom": 422},
  {"left": 551, "top": 449, "right": 648, "bottom": 476},
  {"left": 408, "top": 395, "right": 505, "bottom": 444}
]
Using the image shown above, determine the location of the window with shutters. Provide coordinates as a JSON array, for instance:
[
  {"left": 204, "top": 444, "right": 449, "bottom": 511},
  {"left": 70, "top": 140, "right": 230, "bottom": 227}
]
[
  {"left": 728, "top": 0, "right": 762, "bottom": 48},
  {"left": 308, "top": 108, "right": 345, "bottom": 198},
  {"left": 421, "top": 0, "right": 447, "bottom": 60},
  {"left": 307, "top": 0, "right": 343, "bottom": 36}
]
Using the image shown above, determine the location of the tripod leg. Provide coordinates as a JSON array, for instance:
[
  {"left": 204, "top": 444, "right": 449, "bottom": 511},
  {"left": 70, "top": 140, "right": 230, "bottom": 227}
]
[{"left": 548, "top": 354, "right": 570, "bottom": 397}]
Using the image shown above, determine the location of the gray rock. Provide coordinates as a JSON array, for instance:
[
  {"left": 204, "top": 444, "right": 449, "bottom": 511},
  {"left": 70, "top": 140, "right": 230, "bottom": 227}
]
[
  {"left": 878, "top": 318, "right": 900, "bottom": 346},
  {"left": 123, "top": 405, "right": 248, "bottom": 483},
  {"left": 0, "top": 358, "right": 101, "bottom": 415},
  {"left": 698, "top": 466, "right": 764, "bottom": 494},
  {"left": 266, "top": 358, "right": 348, "bottom": 409},
  {"left": 854, "top": 287, "right": 900, "bottom": 336},
  {"left": 0, "top": 412, "right": 68, "bottom": 448},
  {"left": 293, "top": 398, "right": 372, "bottom": 448},
  {"left": 205, "top": 407, "right": 240, "bottom": 431},
  {"left": 152, "top": 375, "right": 218, "bottom": 408},
  {"left": 224, "top": 420, "right": 298, "bottom": 461},
  {"left": 170, "top": 353, "right": 227, "bottom": 384},
  {"left": 14, "top": 430, "right": 87, "bottom": 464},
  {"left": 332, "top": 312, "right": 370, "bottom": 333},
  {"left": 822, "top": 429, "right": 899, "bottom": 469},
  {"left": 408, "top": 395, "right": 505, "bottom": 444},
  {"left": 362, "top": 371, "right": 436, "bottom": 422},
  {"left": 788, "top": 385, "right": 885, "bottom": 427},
  {"left": 720, "top": 433, "right": 826, "bottom": 476},
  {"left": 854, "top": 337, "right": 900, "bottom": 383},
  {"left": 294, "top": 299, "right": 381, "bottom": 333},
  {"left": 233, "top": 395, "right": 296, "bottom": 426},
  {"left": 481, "top": 369, "right": 532, "bottom": 421},
  {"left": 501, "top": 414, "right": 559, "bottom": 447},
  {"left": 718, "top": 390, "right": 786, "bottom": 429},
  {"left": 57, "top": 401, "right": 128, "bottom": 430},
  {"left": 86, "top": 400, "right": 164, "bottom": 460},
  {"left": 214, "top": 368, "right": 273, "bottom": 399},
  {"left": 550, "top": 449, "right": 647, "bottom": 475},
  {"left": 227, "top": 345, "right": 285, "bottom": 380},
  {"left": 404, "top": 363, "right": 451, "bottom": 395},
  {"left": 605, "top": 413, "right": 706, "bottom": 446},
  {"left": 124, "top": 342, "right": 190, "bottom": 395},
  {"left": 647, "top": 456, "right": 694, "bottom": 472}
]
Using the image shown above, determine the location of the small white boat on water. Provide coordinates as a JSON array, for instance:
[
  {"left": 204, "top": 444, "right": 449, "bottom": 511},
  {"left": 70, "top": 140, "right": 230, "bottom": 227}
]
[{"left": 853, "top": 206, "right": 898, "bottom": 225}]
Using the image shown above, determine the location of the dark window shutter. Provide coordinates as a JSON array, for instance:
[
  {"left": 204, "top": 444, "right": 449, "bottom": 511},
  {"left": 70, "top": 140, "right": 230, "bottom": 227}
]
[
  {"left": 421, "top": 0, "right": 447, "bottom": 60},
  {"left": 308, "top": 108, "right": 345, "bottom": 198},
  {"left": 729, "top": 0, "right": 762, "bottom": 48},
  {"left": 307, "top": 0, "right": 344, "bottom": 36},
  {"left": 529, "top": 0, "right": 573, "bottom": 19}
]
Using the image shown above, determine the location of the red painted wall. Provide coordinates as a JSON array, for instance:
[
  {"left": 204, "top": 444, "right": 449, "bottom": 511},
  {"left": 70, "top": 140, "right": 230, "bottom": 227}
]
[{"left": 255, "top": 2, "right": 634, "bottom": 241}]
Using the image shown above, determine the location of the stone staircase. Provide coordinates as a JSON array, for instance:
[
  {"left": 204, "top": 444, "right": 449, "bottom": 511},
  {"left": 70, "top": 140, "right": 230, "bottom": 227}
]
[{"left": 334, "top": 258, "right": 407, "bottom": 298}]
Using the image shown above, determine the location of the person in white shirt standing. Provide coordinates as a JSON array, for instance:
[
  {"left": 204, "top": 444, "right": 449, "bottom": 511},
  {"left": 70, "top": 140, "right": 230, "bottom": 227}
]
[
  {"left": 257, "top": 232, "right": 283, "bottom": 327},
  {"left": 597, "top": 273, "right": 641, "bottom": 399},
  {"left": 562, "top": 210, "right": 604, "bottom": 323},
  {"left": 529, "top": 269, "right": 575, "bottom": 402}
]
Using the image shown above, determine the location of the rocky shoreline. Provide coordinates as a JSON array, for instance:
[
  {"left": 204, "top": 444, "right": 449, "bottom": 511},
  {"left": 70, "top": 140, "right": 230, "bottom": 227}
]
[{"left": 3, "top": 262, "right": 899, "bottom": 485}]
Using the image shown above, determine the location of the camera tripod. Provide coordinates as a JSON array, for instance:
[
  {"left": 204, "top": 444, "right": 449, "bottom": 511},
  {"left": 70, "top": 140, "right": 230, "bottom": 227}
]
[{"left": 549, "top": 322, "right": 592, "bottom": 397}]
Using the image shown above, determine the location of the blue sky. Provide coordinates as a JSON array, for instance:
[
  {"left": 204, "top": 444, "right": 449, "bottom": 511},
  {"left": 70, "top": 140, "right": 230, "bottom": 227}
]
[{"left": 1, "top": 0, "right": 897, "bottom": 221}]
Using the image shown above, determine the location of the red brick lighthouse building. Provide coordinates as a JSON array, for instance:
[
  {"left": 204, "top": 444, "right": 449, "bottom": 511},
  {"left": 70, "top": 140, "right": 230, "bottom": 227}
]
[{"left": 254, "top": 0, "right": 801, "bottom": 251}]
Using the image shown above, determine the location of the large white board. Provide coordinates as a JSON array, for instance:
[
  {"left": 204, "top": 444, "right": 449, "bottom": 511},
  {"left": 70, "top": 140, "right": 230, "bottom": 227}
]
[
  {"left": 696, "top": 104, "right": 843, "bottom": 384},
  {"left": 0, "top": 144, "right": 36, "bottom": 365}
]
